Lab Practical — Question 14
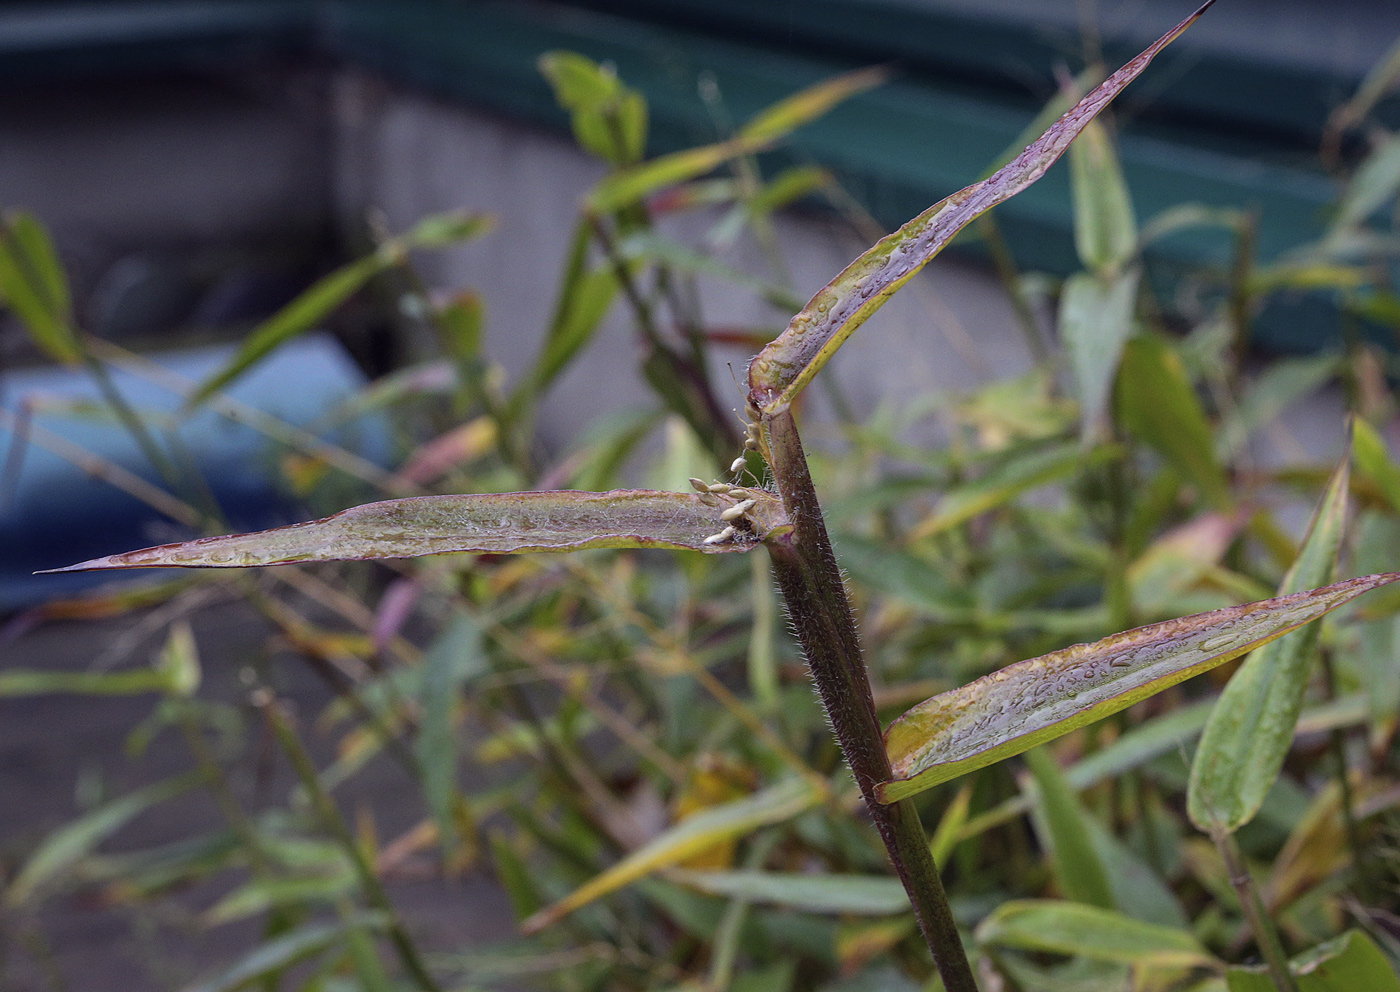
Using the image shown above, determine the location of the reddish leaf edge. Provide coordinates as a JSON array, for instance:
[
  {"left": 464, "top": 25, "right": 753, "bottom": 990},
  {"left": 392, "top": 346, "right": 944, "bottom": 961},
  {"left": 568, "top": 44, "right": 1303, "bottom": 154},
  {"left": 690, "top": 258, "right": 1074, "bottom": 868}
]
[{"left": 37, "top": 488, "right": 790, "bottom": 573}]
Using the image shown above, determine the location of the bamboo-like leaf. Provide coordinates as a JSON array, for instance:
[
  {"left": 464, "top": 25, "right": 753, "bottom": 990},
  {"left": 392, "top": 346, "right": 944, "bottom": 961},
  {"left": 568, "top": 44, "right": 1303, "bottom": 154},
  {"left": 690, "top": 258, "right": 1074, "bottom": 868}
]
[
  {"left": 521, "top": 778, "right": 822, "bottom": 933},
  {"left": 1116, "top": 333, "right": 1231, "bottom": 509},
  {"left": 1216, "top": 354, "right": 1340, "bottom": 460},
  {"left": 1352, "top": 418, "right": 1400, "bottom": 514},
  {"left": 202, "top": 873, "right": 355, "bottom": 925},
  {"left": 180, "top": 912, "right": 388, "bottom": 992},
  {"left": 1025, "top": 748, "right": 1114, "bottom": 909},
  {"left": 0, "top": 667, "right": 174, "bottom": 697},
  {"left": 418, "top": 611, "right": 486, "bottom": 856},
  {"left": 911, "top": 441, "right": 1119, "bottom": 540},
  {"left": 0, "top": 211, "right": 77, "bottom": 363},
  {"left": 587, "top": 66, "right": 887, "bottom": 214},
  {"left": 1069, "top": 119, "right": 1137, "bottom": 273},
  {"left": 1060, "top": 268, "right": 1141, "bottom": 442},
  {"left": 186, "top": 212, "right": 493, "bottom": 408},
  {"left": 539, "top": 51, "right": 647, "bottom": 166},
  {"left": 1335, "top": 134, "right": 1400, "bottom": 230},
  {"left": 1225, "top": 930, "right": 1400, "bottom": 992},
  {"left": 878, "top": 573, "right": 1400, "bottom": 803},
  {"left": 1082, "top": 813, "right": 1190, "bottom": 929},
  {"left": 41, "top": 488, "right": 791, "bottom": 572},
  {"left": 7, "top": 772, "right": 203, "bottom": 905},
  {"left": 976, "top": 900, "right": 1216, "bottom": 969},
  {"left": 669, "top": 870, "right": 908, "bottom": 916},
  {"left": 745, "top": 2, "right": 1212, "bottom": 417},
  {"left": 1187, "top": 456, "right": 1351, "bottom": 835}
]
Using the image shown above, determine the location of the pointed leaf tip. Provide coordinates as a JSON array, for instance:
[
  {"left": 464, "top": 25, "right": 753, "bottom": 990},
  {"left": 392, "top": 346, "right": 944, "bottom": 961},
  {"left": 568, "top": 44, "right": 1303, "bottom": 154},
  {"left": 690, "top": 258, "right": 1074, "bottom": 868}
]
[
  {"left": 878, "top": 573, "right": 1400, "bottom": 803},
  {"left": 40, "top": 489, "right": 792, "bottom": 572},
  {"left": 746, "top": 0, "right": 1213, "bottom": 417}
]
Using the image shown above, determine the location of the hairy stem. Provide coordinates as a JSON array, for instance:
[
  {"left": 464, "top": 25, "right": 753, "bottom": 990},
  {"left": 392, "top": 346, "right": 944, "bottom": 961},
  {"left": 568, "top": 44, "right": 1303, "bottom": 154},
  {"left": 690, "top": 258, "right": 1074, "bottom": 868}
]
[{"left": 761, "top": 409, "right": 978, "bottom": 992}]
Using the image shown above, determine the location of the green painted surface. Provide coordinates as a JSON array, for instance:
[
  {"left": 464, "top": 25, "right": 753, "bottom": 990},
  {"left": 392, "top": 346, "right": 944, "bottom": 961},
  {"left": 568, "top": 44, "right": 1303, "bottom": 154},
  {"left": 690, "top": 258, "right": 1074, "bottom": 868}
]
[{"left": 5, "top": 0, "right": 1386, "bottom": 352}]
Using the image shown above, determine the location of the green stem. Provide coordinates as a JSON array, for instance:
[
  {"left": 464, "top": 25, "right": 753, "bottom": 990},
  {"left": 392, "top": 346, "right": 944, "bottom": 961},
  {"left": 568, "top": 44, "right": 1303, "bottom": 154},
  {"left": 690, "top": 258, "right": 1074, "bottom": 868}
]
[
  {"left": 258, "top": 693, "right": 442, "bottom": 992},
  {"left": 1320, "top": 652, "right": 1371, "bottom": 900},
  {"left": 761, "top": 409, "right": 978, "bottom": 992},
  {"left": 1217, "top": 830, "right": 1298, "bottom": 992}
]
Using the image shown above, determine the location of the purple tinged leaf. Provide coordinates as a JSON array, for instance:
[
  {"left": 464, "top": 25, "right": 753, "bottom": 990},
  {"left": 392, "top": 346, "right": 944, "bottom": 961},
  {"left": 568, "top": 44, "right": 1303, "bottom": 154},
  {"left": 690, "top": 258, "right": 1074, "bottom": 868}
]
[
  {"left": 746, "top": 1, "right": 1213, "bottom": 417},
  {"left": 40, "top": 489, "right": 791, "bottom": 572},
  {"left": 878, "top": 573, "right": 1400, "bottom": 804}
]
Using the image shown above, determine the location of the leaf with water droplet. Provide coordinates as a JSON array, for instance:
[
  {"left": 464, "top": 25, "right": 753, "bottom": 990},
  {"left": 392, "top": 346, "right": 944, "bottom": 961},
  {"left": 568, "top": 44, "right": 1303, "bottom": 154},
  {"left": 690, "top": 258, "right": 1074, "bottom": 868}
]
[
  {"left": 1187, "top": 453, "right": 1353, "bottom": 835},
  {"left": 39, "top": 489, "right": 791, "bottom": 572},
  {"left": 878, "top": 572, "right": 1400, "bottom": 803},
  {"left": 746, "top": 2, "right": 1214, "bottom": 417}
]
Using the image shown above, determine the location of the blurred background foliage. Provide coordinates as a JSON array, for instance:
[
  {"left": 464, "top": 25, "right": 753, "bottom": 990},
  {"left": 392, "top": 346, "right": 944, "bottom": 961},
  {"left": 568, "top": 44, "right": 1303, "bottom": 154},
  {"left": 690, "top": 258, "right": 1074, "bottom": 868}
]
[{"left": 5, "top": 14, "right": 1400, "bottom": 992}]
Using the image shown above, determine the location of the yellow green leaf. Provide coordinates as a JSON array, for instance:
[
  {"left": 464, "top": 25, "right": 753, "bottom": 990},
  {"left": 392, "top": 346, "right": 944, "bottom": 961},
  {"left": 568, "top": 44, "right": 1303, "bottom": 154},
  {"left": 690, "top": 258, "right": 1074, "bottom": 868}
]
[
  {"left": 1187, "top": 455, "right": 1352, "bottom": 834},
  {"left": 1069, "top": 118, "right": 1137, "bottom": 272},
  {"left": 878, "top": 572, "right": 1399, "bottom": 803},
  {"left": 521, "top": 778, "right": 823, "bottom": 933},
  {"left": 587, "top": 66, "right": 886, "bottom": 214},
  {"left": 976, "top": 900, "right": 1216, "bottom": 969}
]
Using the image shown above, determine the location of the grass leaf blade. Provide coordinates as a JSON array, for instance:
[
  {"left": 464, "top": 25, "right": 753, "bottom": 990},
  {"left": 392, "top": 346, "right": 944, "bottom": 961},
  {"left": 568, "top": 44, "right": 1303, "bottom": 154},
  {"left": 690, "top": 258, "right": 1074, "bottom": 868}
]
[
  {"left": 976, "top": 900, "right": 1215, "bottom": 968},
  {"left": 521, "top": 778, "right": 822, "bottom": 933},
  {"left": 41, "top": 489, "right": 792, "bottom": 571},
  {"left": 879, "top": 572, "right": 1399, "bottom": 803},
  {"left": 1187, "top": 455, "right": 1351, "bottom": 834},
  {"left": 747, "top": 2, "right": 1213, "bottom": 416},
  {"left": 7, "top": 772, "right": 203, "bottom": 905}
]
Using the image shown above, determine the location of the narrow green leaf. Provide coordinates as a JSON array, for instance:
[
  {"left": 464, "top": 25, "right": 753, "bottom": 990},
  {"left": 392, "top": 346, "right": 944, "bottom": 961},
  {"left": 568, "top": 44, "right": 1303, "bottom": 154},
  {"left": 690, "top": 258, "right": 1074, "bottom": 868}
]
[
  {"left": 203, "top": 873, "right": 355, "bottom": 925},
  {"left": 7, "top": 772, "right": 202, "bottom": 905},
  {"left": 533, "top": 267, "right": 620, "bottom": 393},
  {"left": 1188, "top": 455, "right": 1352, "bottom": 834},
  {"left": 1116, "top": 333, "right": 1231, "bottom": 508},
  {"left": 1069, "top": 119, "right": 1137, "bottom": 272},
  {"left": 1127, "top": 512, "right": 1243, "bottom": 619},
  {"left": 748, "top": 553, "right": 781, "bottom": 712},
  {"left": 0, "top": 212, "right": 77, "bottom": 363},
  {"left": 1216, "top": 354, "right": 1339, "bottom": 460},
  {"left": 878, "top": 572, "right": 1400, "bottom": 803},
  {"left": 1331, "top": 35, "right": 1400, "bottom": 137},
  {"left": 1353, "top": 418, "right": 1400, "bottom": 514},
  {"left": 41, "top": 488, "right": 792, "bottom": 571},
  {"left": 746, "top": 3, "right": 1213, "bottom": 417},
  {"left": 587, "top": 66, "right": 886, "bottom": 213},
  {"left": 739, "top": 65, "right": 889, "bottom": 144},
  {"left": 188, "top": 254, "right": 384, "bottom": 408},
  {"left": 401, "top": 211, "right": 494, "bottom": 250},
  {"left": 1060, "top": 268, "right": 1141, "bottom": 441},
  {"left": 1355, "top": 511, "right": 1400, "bottom": 733},
  {"left": 521, "top": 778, "right": 823, "bottom": 933},
  {"left": 418, "top": 611, "right": 486, "bottom": 855},
  {"left": 180, "top": 912, "right": 388, "bottom": 992},
  {"left": 620, "top": 231, "right": 805, "bottom": 311},
  {"left": 749, "top": 165, "right": 832, "bottom": 216},
  {"left": 960, "top": 699, "right": 1217, "bottom": 839},
  {"left": 1336, "top": 134, "right": 1400, "bottom": 229},
  {"left": 539, "top": 51, "right": 647, "bottom": 165},
  {"left": 0, "top": 668, "right": 173, "bottom": 697},
  {"left": 1226, "top": 930, "right": 1400, "bottom": 992},
  {"left": 976, "top": 900, "right": 1216, "bottom": 968},
  {"left": 1025, "top": 748, "right": 1114, "bottom": 909},
  {"left": 157, "top": 620, "right": 202, "bottom": 697},
  {"left": 911, "top": 442, "right": 1119, "bottom": 539},
  {"left": 1082, "top": 814, "right": 1190, "bottom": 929},
  {"left": 490, "top": 833, "right": 544, "bottom": 920},
  {"left": 670, "top": 870, "right": 908, "bottom": 916},
  {"left": 187, "top": 213, "right": 492, "bottom": 408}
]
